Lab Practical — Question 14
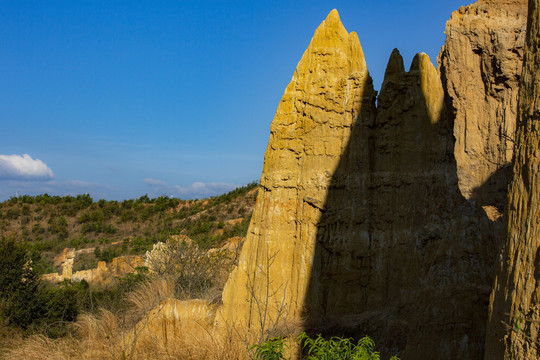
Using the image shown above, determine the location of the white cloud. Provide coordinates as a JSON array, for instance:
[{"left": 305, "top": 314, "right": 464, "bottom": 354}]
[
  {"left": 143, "top": 178, "right": 238, "bottom": 199},
  {"left": 0, "top": 154, "right": 54, "bottom": 180}
]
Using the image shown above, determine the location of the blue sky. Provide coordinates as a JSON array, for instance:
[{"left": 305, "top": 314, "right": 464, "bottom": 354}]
[{"left": 0, "top": 0, "right": 470, "bottom": 201}]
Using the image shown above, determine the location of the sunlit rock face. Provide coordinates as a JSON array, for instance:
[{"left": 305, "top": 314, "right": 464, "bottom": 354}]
[
  {"left": 219, "top": 2, "right": 527, "bottom": 358},
  {"left": 219, "top": 8, "right": 377, "bottom": 333},
  {"left": 485, "top": 0, "right": 540, "bottom": 359},
  {"left": 438, "top": 0, "right": 527, "bottom": 212}
]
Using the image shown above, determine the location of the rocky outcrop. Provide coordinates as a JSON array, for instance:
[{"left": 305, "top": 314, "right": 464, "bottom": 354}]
[
  {"left": 219, "top": 8, "right": 376, "bottom": 334},
  {"left": 485, "top": 0, "right": 540, "bottom": 358},
  {"left": 438, "top": 0, "right": 527, "bottom": 212},
  {"left": 217, "top": 7, "right": 514, "bottom": 359},
  {"left": 216, "top": 1, "right": 530, "bottom": 358},
  {"left": 71, "top": 261, "right": 108, "bottom": 283},
  {"left": 109, "top": 255, "right": 144, "bottom": 277},
  {"left": 303, "top": 48, "right": 496, "bottom": 359},
  {"left": 43, "top": 253, "right": 143, "bottom": 285},
  {"left": 478, "top": 0, "right": 528, "bottom": 15},
  {"left": 53, "top": 247, "right": 76, "bottom": 267}
]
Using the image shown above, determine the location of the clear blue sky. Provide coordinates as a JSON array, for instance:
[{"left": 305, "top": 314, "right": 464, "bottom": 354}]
[{"left": 0, "top": 0, "right": 470, "bottom": 201}]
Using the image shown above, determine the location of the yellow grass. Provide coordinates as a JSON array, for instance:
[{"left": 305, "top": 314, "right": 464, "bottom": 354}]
[
  {"left": 3, "top": 310, "right": 258, "bottom": 360},
  {"left": 3, "top": 275, "right": 299, "bottom": 360}
]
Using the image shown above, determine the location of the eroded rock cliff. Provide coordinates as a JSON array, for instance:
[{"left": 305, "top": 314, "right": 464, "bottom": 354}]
[
  {"left": 302, "top": 48, "right": 494, "bottom": 359},
  {"left": 438, "top": 0, "right": 527, "bottom": 212},
  {"left": 219, "top": 8, "right": 377, "bottom": 333},
  {"left": 219, "top": 2, "right": 528, "bottom": 359},
  {"left": 485, "top": 0, "right": 540, "bottom": 358}
]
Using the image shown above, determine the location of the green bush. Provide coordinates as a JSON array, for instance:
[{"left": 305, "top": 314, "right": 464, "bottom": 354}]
[
  {"left": 6, "top": 208, "right": 20, "bottom": 219},
  {"left": 251, "top": 332, "right": 400, "bottom": 360},
  {"left": 0, "top": 237, "right": 151, "bottom": 335},
  {"left": 0, "top": 238, "right": 76, "bottom": 335},
  {"left": 251, "top": 337, "right": 288, "bottom": 360},
  {"left": 36, "top": 282, "right": 79, "bottom": 337},
  {"left": 299, "top": 332, "right": 392, "bottom": 360},
  {"left": 0, "top": 237, "right": 42, "bottom": 329},
  {"left": 94, "top": 246, "right": 117, "bottom": 262}
]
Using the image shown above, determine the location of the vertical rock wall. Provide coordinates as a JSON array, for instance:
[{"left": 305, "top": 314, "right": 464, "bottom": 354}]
[
  {"left": 485, "top": 0, "right": 540, "bottom": 358},
  {"left": 438, "top": 0, "right": 527, "bottom": 211},
  {"left": 303, "top": 48, "right": 496, "bottom": 359},
  {"left": 219, "top": 8, "right": 377, "bottom": 333}
]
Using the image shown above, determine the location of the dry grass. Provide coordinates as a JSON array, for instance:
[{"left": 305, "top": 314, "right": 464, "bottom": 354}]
[
  {"left": 126, "top": 277, "right": 175, "bottom": 323},
  {"left": 3, "top": 275, "right": 288, "bottom": 360},
  {"left": 3, "top": 311, "right": 258, "bottom": 360},
  {"left": 3, "top": 306, "right": 302, "bottom": 360}
]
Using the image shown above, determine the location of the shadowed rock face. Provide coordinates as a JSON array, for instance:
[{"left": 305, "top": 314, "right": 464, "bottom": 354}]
[
  {"left": 485, "top": 0, "right": 540, "bottom": 359},
  {"left": 218, "top": 3, "right": 527, "bottom": 359},
  {"left": 438, "top": 0, "right": 527, "bottom": 211},
  {"left": 301, "top": 49, "right": 497, "bottom": 359}
]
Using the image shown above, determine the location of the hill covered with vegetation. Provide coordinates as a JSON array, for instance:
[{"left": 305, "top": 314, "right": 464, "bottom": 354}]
[{"left": 0, "top": 182, "right": 258, "bottom": 274}]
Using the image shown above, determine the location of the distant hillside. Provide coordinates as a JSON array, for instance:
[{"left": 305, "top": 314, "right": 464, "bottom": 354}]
[{"left": 0, "top": 182, "right": 258, "bottom": 273}]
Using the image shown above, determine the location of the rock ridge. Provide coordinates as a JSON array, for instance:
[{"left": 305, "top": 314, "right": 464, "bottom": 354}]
[
  {"left": 218, "top": 3, "right": 527, "bottom": 359},
  {"left": 219, "top": 8, "right": 376, "bottom": 332}
]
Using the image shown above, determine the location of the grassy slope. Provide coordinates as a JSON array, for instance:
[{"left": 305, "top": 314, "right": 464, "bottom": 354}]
[{"left": 0, "top": 182, "right": 258, "bottom": 273}]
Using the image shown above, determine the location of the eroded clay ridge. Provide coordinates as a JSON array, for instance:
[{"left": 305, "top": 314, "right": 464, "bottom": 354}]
[
  {"left": 485, "top": 0, "right": 540, "bottom": 358},
  {"left": 219, "top": 2, "right": 526, "bottom": 359}
]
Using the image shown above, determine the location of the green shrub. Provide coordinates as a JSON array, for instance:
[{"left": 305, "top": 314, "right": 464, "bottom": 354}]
[
  {"left": 94, "top": 246, "right": 117, "bottom": 263},
  {"left": 251, "top": 332, "right": 400, "bottom": 360},
  {"left": 6, "top": 208, "right": 20, "bottom": 219},
  {"left": 250, "top": 337, "right": 288, "bottom": 360},
  {"left": 31, "top": 223, "right": 45, "bottom": 234},
  {"left": 36, "top": 282, "right": 79, "bottom": 337},
  {"left": 0, "top": 238, "right": 41, "bottom": 328},
  {"left": 130, "top": 236, "right": 154, "bottom": 254},
  {"left": 0, "top": 238, "right": 76, "bottom": 335},
  {"left": 299, "top": 332, "right": 389, "bottom": 360}
]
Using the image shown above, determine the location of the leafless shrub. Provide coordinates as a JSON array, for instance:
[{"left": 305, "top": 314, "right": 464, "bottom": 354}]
[{"left": 145, "top": 238, "right": 235, "bottom": 300}]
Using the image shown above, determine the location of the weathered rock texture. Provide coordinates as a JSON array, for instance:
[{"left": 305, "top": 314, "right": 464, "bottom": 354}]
[
  {"left": 438, "top": 0, "right": 527, "bottom": 212},
  {"left": 220, "top": 8, "right": 376, "bottom": 332},
  {"left": 485, "top": 0, "right": 540, "bottom": 358},
  {"left": 219, "top": 2, "right": 528, "bottom": 359},
  {"left": 302, "top": 48, "right": 496, "bottom": 359},
  {"left": 219, "top": 8, "right": 491, "bottom": 359}
]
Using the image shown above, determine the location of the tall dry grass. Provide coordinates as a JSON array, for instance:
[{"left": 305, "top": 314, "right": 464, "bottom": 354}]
[
  {"left": 3, "top": 276, "right": 264, "bottom": 360},
  {"left": 4, "top": 236, "right": 302, "bottom": 359},
  {"left": 3, "top": 311, "right": 259, "bottom": 359}
]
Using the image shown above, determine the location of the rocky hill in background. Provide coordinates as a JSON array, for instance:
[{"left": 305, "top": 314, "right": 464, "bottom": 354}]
[{"left": 0, "top": 182, "right": 257, "bottom": 274}]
